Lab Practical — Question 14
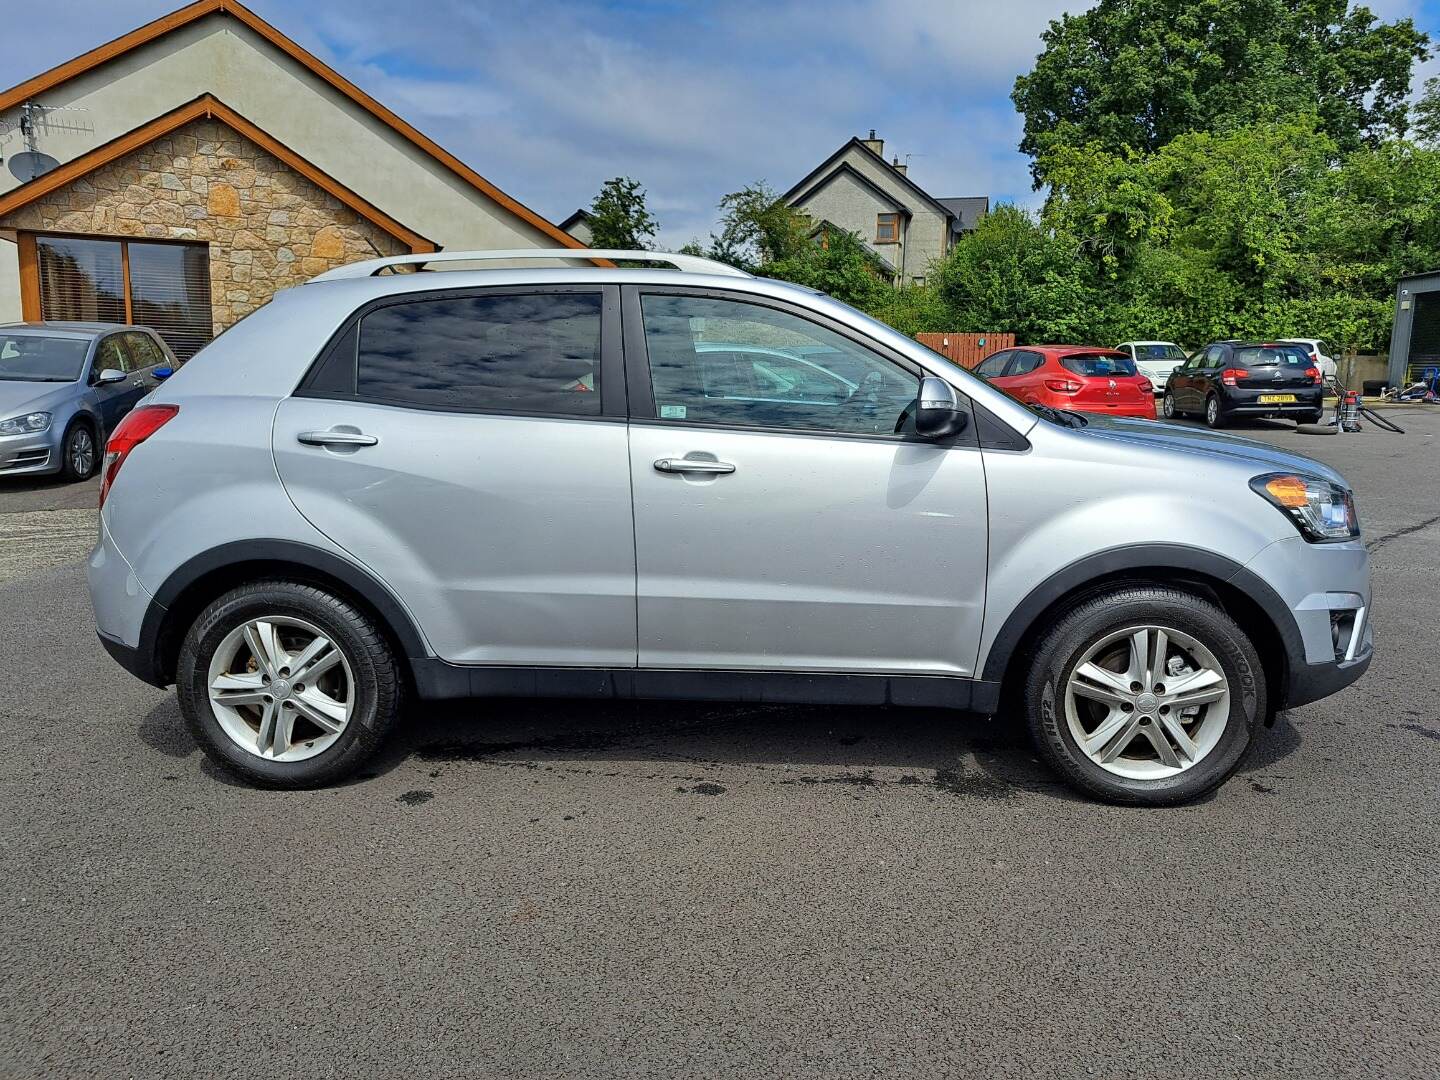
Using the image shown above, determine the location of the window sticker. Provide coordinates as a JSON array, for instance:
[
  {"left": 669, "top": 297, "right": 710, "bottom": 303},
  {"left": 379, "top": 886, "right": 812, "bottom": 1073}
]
[{"left": 660, "top": 404, "right": 688, "bottom": 419}]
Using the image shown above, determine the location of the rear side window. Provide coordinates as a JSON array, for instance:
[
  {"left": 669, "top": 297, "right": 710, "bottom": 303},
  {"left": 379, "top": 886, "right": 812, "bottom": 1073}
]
[
  {"left": 974, "top": 350, "right": 1012, "bottom": 377},
  {"left": 1233, "top": 346, "right": 1310, "bottom": 368},
  {"left": 1061, "top": 353, "right": 1138, "bottom": 377},
  {"left": 355, "top": 292, "right": 602, "bottom": 415}
]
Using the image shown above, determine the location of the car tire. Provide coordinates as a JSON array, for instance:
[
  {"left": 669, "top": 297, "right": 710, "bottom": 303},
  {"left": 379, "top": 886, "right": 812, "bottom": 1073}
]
[
  {"left": 177, "top": 579, "right": 403, "bottom": 788},
  {"left": 1204, "top": 394, "right": 1226, "bottom": 428},
  {"left": 1022, "top": 585, "right": 1264, "bottom": 806},
  {"left": 1161, "top": 391, "right": 1179, "bottom": 419},
  {"left": 59, "top": 420, "right": 98, "bottom": 481}
]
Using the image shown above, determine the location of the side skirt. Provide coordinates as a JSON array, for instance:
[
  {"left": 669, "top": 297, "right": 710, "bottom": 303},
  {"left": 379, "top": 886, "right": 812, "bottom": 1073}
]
[{"left": 411, "top": 659, "right": 999, "bottom": 712}]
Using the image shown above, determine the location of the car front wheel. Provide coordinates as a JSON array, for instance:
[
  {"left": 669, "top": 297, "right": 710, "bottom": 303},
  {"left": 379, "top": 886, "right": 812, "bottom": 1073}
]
[
  {"left": 1023, "top": 585, "right": 1264, "bottom": 805},
  {"left": 177, "top": 580, "right": 403, "bottom": 788},
  {"left": 60, "top": 421, "right": 97, "bottom": 481}
]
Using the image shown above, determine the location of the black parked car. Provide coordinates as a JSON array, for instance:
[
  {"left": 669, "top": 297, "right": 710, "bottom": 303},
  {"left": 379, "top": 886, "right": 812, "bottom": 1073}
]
[{"left": 1162, "top": 341, "right": 1324, "bottom": 428}]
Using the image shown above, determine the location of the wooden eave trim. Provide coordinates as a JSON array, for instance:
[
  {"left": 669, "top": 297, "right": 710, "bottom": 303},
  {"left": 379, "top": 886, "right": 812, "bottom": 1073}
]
[
  {"left": 0, "top": 0, "right": 586, "bottom": 251},
  {"left": 0, "top": 94, "right": 437, "bottom": 254}
]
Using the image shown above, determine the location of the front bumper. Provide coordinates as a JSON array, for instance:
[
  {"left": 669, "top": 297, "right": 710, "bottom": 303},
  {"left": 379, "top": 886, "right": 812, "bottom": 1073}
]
[
  {"left": 0, "top": 427, "right": 60, "bottom": 475},
  {"left": 1242, "top": 535, "right": 1373, "bottom": 709}
]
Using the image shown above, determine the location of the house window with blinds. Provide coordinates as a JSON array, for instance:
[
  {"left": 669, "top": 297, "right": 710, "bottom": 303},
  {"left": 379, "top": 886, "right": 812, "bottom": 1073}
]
[{"left": 32, "top": 235, "right": 213, "bottom": 360}]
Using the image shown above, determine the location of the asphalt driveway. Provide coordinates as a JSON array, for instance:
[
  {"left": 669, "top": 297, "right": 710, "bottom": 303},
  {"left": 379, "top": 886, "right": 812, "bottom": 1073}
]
[{"left": 1, "top": 410, "right": 1437, "bottom": 1079}]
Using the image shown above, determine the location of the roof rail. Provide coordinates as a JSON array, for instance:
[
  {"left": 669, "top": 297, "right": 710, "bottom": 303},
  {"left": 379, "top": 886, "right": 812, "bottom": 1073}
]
[{"left": 307, "top": 248, "right": 751, "bottom": 282}]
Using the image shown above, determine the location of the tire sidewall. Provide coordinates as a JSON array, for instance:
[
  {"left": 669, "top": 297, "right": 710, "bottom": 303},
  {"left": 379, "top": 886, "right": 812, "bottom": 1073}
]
[
  {"left": 1026, "top": 590, "right": 1264, "bottom": 805},
  {"left": 177, "top": 582, "right": 397, "bottom": 787},
  {"left": 61, "top": 420, "right": 97, "bottom": 481}
]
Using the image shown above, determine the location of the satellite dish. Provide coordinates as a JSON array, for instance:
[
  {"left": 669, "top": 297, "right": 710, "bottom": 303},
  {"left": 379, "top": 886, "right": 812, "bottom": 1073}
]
[{"left": 9, "top": 151, "right": 60, "bottom": 183}]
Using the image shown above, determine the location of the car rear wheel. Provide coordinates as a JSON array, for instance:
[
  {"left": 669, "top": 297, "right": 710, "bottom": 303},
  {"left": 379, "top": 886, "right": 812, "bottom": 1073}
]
[
  {"left": 1204, "top": 394, "right": 1226, "bottom": 428},
  {"left": 1161, "top": 391, "right": 1179, "bottom": 419},
  {"left": 177, "top": 580, "right": 403, "bottom": 788},
  {"left": 60, "top": 421, "right": 97, "bottom": 481},
  {"left": 1022, "top": 585, "right": 1264, "bottom": 805}
]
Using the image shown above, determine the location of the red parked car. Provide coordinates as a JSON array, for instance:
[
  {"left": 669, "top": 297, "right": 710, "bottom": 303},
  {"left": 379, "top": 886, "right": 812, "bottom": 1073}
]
[{"left": 972, "top": 346, "right": 1157, "bottom": 419}]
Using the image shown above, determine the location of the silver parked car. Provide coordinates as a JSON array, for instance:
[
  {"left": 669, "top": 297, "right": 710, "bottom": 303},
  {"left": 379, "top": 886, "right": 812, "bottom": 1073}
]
[
  {"left": 0, "top": 322, "right": 176, "bottom": 481},
  {"left": 88, "top": 250, "right": 1372, "bottom": 804}
]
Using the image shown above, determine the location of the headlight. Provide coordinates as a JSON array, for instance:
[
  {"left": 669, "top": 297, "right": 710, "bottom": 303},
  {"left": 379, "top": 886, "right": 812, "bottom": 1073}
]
[
  {"left": 1250, "top": 472, "right": 1359, "bottom": 542},
  {"left": 0, "top": 411, "right": 51, "bottom": 436}
]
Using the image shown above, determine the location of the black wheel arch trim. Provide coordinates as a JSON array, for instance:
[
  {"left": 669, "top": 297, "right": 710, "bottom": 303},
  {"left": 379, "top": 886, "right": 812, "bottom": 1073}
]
[
  {"left": 135, "top": 539, "right": 430, "bottom": 687},
  {"left": 979, "top": 542, "right": 1308, "bottom": 704}
]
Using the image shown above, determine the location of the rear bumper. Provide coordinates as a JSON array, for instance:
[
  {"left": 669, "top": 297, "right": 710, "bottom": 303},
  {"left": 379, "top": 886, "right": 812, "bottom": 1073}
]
[
  {"left": 97, "top": 630, "right": 167, "bottom": 687},
  {"left": 1223, "top": 388, "right": 1323, "bottom": 415}
]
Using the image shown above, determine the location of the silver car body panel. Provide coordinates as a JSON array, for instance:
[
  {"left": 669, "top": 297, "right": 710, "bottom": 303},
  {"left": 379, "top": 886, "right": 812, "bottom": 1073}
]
[{"left": 91, "top": 262, "right": 1370, "bottom": 714}]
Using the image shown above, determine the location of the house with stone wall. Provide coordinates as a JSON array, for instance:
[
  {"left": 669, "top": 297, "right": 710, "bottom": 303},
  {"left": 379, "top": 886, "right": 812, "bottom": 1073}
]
[{"left": 0, "top": 0, "right": 587, "bottom": 358}]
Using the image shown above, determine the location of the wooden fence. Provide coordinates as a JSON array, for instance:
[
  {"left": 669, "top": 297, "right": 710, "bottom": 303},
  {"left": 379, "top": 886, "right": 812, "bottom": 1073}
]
[{"left": 915, "top": 332, "right": 1014, "bottom": 369}]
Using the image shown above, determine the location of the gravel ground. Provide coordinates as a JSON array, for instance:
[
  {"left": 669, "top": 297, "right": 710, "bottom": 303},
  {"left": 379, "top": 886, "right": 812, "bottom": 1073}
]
[{"left": 1, "top": 410, "right": 1437, "bottom": 1079}]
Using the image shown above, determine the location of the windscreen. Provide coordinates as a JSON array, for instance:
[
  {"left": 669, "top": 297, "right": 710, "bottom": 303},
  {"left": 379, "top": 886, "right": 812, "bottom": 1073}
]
[
  {"left": 1060, "top": 353, "right": 1138, "bottom": 377},
  {"left": 1135, "top": 344, "right": 1185, "bottom": 360},
  {"left": 1234, "top": 345, "right": 1310, "bottom": 368},
  {"left": 0, "top": 334, "right": 89, "bottom": 382}
]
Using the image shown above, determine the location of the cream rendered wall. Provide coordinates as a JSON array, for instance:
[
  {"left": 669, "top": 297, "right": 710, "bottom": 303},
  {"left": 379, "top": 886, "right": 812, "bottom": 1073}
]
[
  {"left": 0, "top": 12, "right": 569, "bottom": 322},
  {"left": 787, "top": 145, "right": 948, "bottom": 286}
]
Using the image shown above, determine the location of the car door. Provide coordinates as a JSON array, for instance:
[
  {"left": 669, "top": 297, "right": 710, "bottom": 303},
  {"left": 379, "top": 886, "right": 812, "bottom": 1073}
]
[
  {"left": 272, "top": 285, "right": 637, "bottom": 667},
  {"left": 624, "top": 287, "right": 989, "bottom": 676},
  {"left": 90, "top": 334, "right": 148, "bottom": 436},
  {"left": 1004, "top": 350, "right": 1046, "bottom": 402}
]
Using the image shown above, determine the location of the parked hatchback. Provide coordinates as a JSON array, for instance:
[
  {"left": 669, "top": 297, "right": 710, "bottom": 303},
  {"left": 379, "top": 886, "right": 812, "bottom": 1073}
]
[
  {"left": 0, "top": 322, "right": 176, "bottom": 481},
  {"left": 88, "top": 250, "right": 1371, "bottom": 806},
  {"left": 1163, "top": 341, "right": 1324, "bottom": 428},
  {"left": 974, "top": 345, "right": 1156, "bottom": 419}
]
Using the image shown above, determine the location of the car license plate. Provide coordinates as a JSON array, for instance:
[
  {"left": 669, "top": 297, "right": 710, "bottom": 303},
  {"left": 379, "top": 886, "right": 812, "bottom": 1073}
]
[{"left": 1257, "top": 393, "right": 1296, "bottom": 404}]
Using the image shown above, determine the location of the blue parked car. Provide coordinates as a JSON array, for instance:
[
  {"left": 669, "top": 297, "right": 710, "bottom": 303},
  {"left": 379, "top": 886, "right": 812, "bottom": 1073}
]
[{"left": 0, "top": 322, "right": 176, "bottom": 482}]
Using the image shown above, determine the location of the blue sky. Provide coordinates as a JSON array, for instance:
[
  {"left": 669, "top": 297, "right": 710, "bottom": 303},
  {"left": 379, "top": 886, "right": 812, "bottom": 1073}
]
[{"left": 14, "top": 0, "right": 1440, "bottom": 249}]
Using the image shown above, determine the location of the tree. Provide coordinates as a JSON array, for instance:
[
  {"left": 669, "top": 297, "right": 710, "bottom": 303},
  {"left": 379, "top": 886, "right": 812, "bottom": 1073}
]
[
  {"left": 587, "top": 177, "right": 659, "bottom": 250},
  {"left": 703, "top": 183, "right": 813, "bottom": 272},
  {"left": 1413, "top": 76, "right": 1440, "bottom": 146},
  {"left": 1012, "top": 0, "right": 1429, "bottom": 185}
]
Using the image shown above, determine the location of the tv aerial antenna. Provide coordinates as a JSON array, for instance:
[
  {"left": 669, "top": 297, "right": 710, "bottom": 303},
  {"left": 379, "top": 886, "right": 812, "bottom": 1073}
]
[{"left": 1, "top": 100, "right": 88, "bottom": 182}]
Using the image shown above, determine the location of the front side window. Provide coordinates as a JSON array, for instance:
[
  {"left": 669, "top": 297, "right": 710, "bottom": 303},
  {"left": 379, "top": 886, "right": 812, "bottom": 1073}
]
[
  {"left": 95, "top": 337, "right": 131, "bottom": 375},
  {"left": 356, "top": 291, "right": 602, "bottom": 415},
  {"left": 876, "top": 213, "right": 900, "bottom": 243},
  {"left": 122, "top": 332, "right": 165, "bottom": 369},
  {"left": 974, "top": 350, "right": 1012, "bottom": 378},
  {"left": 640, "top": 294, "right": 917, "bottom": 436}
]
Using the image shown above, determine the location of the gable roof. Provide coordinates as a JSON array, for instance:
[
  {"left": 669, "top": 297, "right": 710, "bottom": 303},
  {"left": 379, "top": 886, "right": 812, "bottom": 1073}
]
[
  {"left": 782, "top": 137, "right": 956, "bottom": 221},
  {"left": 0, "top": 94, "right": 436, "bottom": 253},
  {"left": 787, "top": 162, "right": 911, "bottom": 219},
  {"left": 0, "top": 0, "right": 583, "bottom": 250},
  {"left": 558, "top": 208, "right": 593, "bottom": 231}
]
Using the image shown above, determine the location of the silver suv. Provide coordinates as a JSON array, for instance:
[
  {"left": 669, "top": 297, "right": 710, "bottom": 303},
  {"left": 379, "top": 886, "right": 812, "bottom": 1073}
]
[{"left": 87, "top": 250, "right": 1372, "bottom": 804}]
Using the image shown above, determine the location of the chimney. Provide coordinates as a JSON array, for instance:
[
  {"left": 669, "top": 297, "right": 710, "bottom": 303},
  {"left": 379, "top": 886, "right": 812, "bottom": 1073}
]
[
  {"left": 891, "top": 155, "right": 907, "bottom": 176},
  {"left": 861, "top": 128, "right": 883, "bottom": 156}
]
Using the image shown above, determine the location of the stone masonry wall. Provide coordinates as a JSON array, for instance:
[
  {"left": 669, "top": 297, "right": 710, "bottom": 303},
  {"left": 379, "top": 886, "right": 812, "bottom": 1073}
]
[{"left": 1, "top": 117, "right": 409, "bottom": 331}]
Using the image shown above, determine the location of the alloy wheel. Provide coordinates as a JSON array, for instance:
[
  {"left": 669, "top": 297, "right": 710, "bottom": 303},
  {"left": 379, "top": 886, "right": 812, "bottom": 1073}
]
[
  {"left": 1063, "top": 624, "right": 1230, "bottom": 780},
  {"left": 206, "top": 615, "right": 354, "bottom": 762},
  {"left": 69, "top": 427, "right": 94, "bottom": 476}
]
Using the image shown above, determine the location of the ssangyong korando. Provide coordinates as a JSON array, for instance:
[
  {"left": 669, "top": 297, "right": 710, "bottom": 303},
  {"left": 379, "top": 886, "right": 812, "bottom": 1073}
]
[{"left": 88, "top": 250, "right": 1372, "bottom": 804}]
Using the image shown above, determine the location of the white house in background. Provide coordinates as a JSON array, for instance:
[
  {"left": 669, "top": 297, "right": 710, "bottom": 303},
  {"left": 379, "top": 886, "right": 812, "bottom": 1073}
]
[
  {"left": 0, "top": 0, "right": 585, "bottom": 356},
  {"left": 782, "top": 131, "right": 987, "bottom": 287}
]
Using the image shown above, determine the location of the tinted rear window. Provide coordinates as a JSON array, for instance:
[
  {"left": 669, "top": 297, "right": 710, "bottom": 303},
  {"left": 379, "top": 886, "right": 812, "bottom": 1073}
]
[
  {"left": 1060, "top": 353, "right": 1137, "bottom": 377},
  {"left": 1234, "top": 346, "right": 1310, "bottom": 368},
  {"left": 356, "top": 292, "right": 602, "bottom": 414}
]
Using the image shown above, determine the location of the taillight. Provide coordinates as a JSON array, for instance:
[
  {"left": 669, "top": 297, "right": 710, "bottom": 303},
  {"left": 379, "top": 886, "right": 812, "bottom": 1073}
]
[
  {"left": 1045, "top": 378, "right": 1082, "bottom": 393},
  {"left": 1305, "top": 366, "right": 1321, "bottom": 384},
  {"left": 1221, "top": 368, "right": 1247, "bottom": 386},
  {"left": 100, "top": 404, "right": 179, "bottom": 507},
  {"left": 1137, "top": 378, "right": 1153, "bottom": 393}
]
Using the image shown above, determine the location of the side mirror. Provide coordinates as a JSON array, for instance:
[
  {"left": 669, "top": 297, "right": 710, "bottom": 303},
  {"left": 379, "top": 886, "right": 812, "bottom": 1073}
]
[
  {"left": 153, "top": 366, "right": 174, "bottom": 380},
  {"left": 914, "top": 376, "right": 969, "bottom": 439},
  {"left": 95, "top": 368, "right": 126, "bottom": 385}
]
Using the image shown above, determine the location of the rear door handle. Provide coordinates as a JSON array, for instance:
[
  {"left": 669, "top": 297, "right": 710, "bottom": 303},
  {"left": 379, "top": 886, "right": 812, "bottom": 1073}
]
[
  {"left": 654, "top": 457, "right": 735, "bottom": 475},
  {"left": 298, "top": 429, "right": 379, "bottom": 448}
]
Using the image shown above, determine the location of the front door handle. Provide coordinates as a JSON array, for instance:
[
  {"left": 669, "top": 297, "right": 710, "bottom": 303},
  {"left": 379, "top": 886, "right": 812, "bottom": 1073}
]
[
  {"left": 298, "top": 429, "right": 379, "bottom": 448},
  {"left": 654, "top": 457, "right": 735, "bottom": 475}
]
